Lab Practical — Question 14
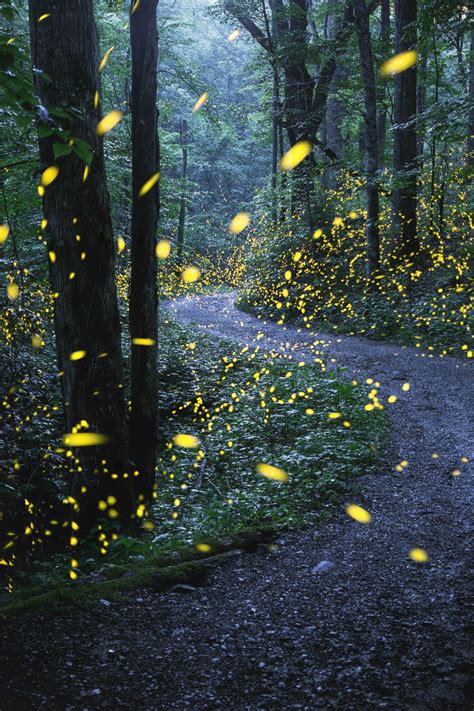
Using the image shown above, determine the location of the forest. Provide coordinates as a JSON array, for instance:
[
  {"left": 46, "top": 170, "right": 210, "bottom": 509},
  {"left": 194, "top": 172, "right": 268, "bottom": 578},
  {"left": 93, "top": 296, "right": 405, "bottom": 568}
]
[{"left": 0, "top": 0, "right": 472, "bottom": 708}]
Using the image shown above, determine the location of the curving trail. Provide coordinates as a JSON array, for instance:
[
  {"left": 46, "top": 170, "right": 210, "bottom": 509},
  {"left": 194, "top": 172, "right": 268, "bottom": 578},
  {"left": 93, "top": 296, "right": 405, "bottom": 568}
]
[{"left": 2, "top": 292, "right": 473, "bottom": 710}]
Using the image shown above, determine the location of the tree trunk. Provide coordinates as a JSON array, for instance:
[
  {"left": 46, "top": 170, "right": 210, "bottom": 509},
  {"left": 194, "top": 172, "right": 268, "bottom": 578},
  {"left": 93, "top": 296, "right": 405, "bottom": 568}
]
[
  {"left": 177, "top": 117, "right": 188, "bottom": 259},
  {"left": 324, "top": 10, "right": 345, "bottom": 186},
  {"left": 353, "top": 0, "right": 380, "bottom": 279},
  {"left": 377, "top": 0, "right": 390, "bottom": 162},
  {"left": 278, "top": 97, "right": 287, "bottom": 222},
  {"left": 28, "top": 0, "right": 129, "bottom": 520},
  {"left": 226, "top": 0, "right": 360, "bottom": 217},
  {"left": 416, "top": 45, "right": 427, "bottom": 166},
  {"left": 326, "top": 12, "right": 344, "bottom": 160},
  {"left": 467, "top": 30, "right": 474, "bottom": 170},
  {"left": 429, "top": 28, "right": 440, "bottom": 241},
  {"left": 129, "top": 0, "right": 160, "bottom": 502},
  {"left": 277, "top": 0, "right": 315, "bottom": 218},
  {"left": 392, "top": 0, "right": 419, "bottom": 259}
]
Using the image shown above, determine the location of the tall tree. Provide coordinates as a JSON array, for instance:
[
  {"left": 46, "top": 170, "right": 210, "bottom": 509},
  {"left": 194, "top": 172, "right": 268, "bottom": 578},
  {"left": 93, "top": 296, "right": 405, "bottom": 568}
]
[
  {"left": 353, "top": 0, "right": 380, "bottom": 278},
  {"left": 177, "top": 117, "right": 188, "bottom": 260},
  {"left": 467, "top": 29, "right": 474, "bottom": 171},
  {"left": 223, "top": 0, "right": 357, "bottom": 216},
  {"left": 270, "top": 0, "right": 283, "bottom": 223},
  {"left": 416, "top": 44, "right": 428, "bottom": 164},
  {"left": 325, "top": 11, "right": 344, "bottom": 163},
  {"left": 377, "top": 0, "right": 390, "bottom": 160},
  {"left": 392, "top": 0, "right": 419, "bottom": 258},
  {"left": 129, "top": 0, "right": 160, "bottom": 502},
  {"left": 28, "top": 0, "right": 129, "bottom": 519},
  {"left": 322, "top": 7, "right": 345, "bottom": 189}
]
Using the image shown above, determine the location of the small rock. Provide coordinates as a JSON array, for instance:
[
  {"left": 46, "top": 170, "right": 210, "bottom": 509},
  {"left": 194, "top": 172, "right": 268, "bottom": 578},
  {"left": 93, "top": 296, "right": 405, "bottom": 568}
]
[
  {"left": 169, "top": 583, "right": 197, "bottom": 594},
  {"left": 311, "top": 561, "right": 336, "bottom": 574}
]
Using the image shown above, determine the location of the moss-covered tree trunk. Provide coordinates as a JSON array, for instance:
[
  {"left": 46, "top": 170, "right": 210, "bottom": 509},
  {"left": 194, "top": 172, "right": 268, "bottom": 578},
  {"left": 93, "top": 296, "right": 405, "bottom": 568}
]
[{"left": 29, "top": 0, "right": 129, "bottom": 520}]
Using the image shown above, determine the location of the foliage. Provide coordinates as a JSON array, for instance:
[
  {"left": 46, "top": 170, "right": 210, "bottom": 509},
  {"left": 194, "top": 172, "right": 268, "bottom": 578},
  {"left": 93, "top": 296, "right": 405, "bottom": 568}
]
[
  {"left": 1, "top": 316, "right": 387, "bottom": 600},
  {"left": 239, "top": 162, "right": 473, "bottom": 357},
  {"left": 0, "top": 0, "right": 472, "bottom": 591}
]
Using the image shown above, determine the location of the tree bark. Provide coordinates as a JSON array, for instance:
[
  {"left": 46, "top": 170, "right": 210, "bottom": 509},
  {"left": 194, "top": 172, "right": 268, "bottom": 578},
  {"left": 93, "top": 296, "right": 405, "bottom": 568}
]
[
  {"left": 28, "top": 0, "right": 129, "bottom": 519},
  {"left": 377, "top": 0, "right": 390, "bottom": 161},
  {"left": 271, "top": 67, "right": 280, "bottom": 223},
  {"left": 324, "top": 9, "right": 345, "bottom": 186},
  {"left": 392, "top": 0, "right": 419, "bottom": 259},
  {"left": 225, "top": 0, "right": 378, "bottom": 217},
  {"left": 353, "top": 0, "right": 381, "bottom": 279},
  {"left": 129, "top": 0, "right": 160, "bottom": 502},
  {"left": 467, "top": 30, "right": 474, "bottom": 171},
  {"left": 177, "top": 117, "right": 188, "bottom": 259},
  {"left": 416, "top": 45, "right": 427, "bottom": 165}
]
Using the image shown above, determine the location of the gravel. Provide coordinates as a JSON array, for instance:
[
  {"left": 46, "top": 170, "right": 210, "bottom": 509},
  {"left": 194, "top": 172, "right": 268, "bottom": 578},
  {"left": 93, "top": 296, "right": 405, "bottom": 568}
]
[{"left": 1, "top": 292, "right": 472, "bottom": 710}]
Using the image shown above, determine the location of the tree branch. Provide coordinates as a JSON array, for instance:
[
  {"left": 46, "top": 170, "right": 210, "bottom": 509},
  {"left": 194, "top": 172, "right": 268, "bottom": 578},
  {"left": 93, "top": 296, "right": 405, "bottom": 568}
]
[{"left": 224, "top": 1, "right": 272, "bottom": 52}]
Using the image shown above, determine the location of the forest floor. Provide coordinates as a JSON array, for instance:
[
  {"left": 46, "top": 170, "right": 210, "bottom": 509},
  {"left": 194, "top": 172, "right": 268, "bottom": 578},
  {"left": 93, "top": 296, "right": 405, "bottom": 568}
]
[{"left": 1, "top": 291, "right": 473, "bottom": 710}]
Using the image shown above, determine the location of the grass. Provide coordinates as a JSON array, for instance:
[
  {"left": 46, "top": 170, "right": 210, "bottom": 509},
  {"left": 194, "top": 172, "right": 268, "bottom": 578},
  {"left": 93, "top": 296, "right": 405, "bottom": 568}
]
[{"left": 0, "top": 314, "right": 389, "bottom": 617}]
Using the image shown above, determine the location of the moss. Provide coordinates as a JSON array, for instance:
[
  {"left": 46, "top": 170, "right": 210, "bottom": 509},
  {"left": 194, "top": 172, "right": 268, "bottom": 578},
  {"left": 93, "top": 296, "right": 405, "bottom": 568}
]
[{"left": 0, "top": 523, "right": 283, "bottom": 620}]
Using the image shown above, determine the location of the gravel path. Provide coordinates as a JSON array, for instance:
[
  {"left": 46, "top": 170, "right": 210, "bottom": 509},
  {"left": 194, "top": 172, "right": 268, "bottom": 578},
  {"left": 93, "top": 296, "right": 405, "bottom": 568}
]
[{"left": 1, "top": 292, "right": 473, "bottom": 710}]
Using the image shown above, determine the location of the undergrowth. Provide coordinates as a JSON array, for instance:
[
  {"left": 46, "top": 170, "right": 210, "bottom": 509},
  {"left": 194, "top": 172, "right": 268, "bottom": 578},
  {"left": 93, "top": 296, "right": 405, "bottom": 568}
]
[{"left": 0, "top": 314, "right": 388, "bottom": 610}]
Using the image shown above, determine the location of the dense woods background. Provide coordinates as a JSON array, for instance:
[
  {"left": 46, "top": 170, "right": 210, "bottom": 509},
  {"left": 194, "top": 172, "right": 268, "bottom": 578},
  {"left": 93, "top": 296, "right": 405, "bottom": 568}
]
[{"left": 0, "top": 0, "right": 472, "bottom": 594}]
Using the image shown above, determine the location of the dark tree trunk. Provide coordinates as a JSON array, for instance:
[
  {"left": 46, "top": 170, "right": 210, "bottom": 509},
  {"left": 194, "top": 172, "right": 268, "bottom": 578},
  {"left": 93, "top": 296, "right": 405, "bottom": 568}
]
[
  {"left": 278, "top": 96, "right": 287, "bottom": 222},
  {"left": 429, "top": 29, "right": 440, "bottom": 240},
  {"left": 269, "top": 0, "right": 279, "bottom": 222},
  {"left": 416, "top": 45, "right": 427, "bottom": 165},
  {"left": 353, "top": 0, "right": 380, "bottom": 279},
  {"left": 377, "top": 0, "right": 390, "bottom": 162},
  {"left": 129, "top": 0, "right": 160, "bottom": 502},
  {"left": 324, "top": 10, "right": 345, "bottom": 187},
  {"left": 392, "top": 0, "right": 419, "bottom": 259},
  {"left": 225, "top": 0, "right": 371, "bottom": 217},
  {"left": 177, "top": 117, "right": 188, "bottom": 259},
  {"left": 28, "top": 0, "right": 129, "bottom": 519},
  {"left": 274, "top": 0, "right": 314, "bottom": 218},
  {"left": 271, "top": 68, "right": 279, "bottom": 223},
  {"left": 285, "top": 0, "right": 315, "bottom": 144},
  {"left": 326, "top": 14, "right": 344, "bottom": 160},
  {"left": 467, "top": 30, "right": 474, "bottom": 170}
]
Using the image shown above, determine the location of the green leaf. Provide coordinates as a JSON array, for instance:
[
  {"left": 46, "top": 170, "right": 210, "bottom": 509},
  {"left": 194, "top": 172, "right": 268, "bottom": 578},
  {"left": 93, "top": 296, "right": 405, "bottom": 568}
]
[
  {"left": 49, "top": 107, "right": 71, "bottom": 120},
  {"left": 1, "top": 6, "right": 15, "bottom": 21},
  {"left": 53, "top": 142, "right": 73, "bottom": 159},
  {"left": 37, "top": 125, "right": 53, "bottom": 138},
  {"left": 73, "top": 141, "right": 93, "bottom": 165}
]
